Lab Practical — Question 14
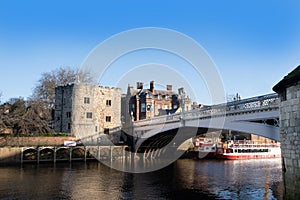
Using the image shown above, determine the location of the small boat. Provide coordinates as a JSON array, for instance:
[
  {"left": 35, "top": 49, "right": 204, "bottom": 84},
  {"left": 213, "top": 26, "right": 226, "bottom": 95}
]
[
  {"left": 193, "top": 137, "right": 218, "bottom": 159},
  {"left": 216, "top": 140, "right": 281, "bottom": 160}
]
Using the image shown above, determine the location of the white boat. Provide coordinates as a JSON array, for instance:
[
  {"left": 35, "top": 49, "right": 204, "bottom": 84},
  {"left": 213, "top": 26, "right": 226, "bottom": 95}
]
[
  {"left": 193, "top": 137, "right": 218, "bottom": 159},
  {"left": 216, "top": 140, "right": 281, "bottom": 160}
]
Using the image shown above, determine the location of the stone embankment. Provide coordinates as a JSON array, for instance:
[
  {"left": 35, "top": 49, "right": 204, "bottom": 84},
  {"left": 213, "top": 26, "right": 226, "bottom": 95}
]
[{"left": 0, "top": 137, "right": 128, "bottom": 164}]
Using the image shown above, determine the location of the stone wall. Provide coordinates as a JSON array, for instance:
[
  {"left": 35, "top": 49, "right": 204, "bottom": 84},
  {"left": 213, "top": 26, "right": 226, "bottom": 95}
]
[
  {"left": 0, "top": 145, "right": 128, "bottom": 164},
  {"left": 0, "top": 137, "right": 76, "bottom": 147},
  {"left": 0, "top": 147, "right": 21, "bottom": 164},
  {"left": 54, "top": 83, "right": 122, "bottom": 138},
  {"left": 279, "top": 80, "right": 300, "bottom": 198},
  {"left": 70, "top": 84, "right": 121, "bottom": 138},
  {"left": 54, "top": 84, "right": 74, "bottom": 133}
]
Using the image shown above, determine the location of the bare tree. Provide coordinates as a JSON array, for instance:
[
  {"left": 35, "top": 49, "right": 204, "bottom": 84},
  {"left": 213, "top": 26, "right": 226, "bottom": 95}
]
[
  {"left": 0, "top": 98, "right": 54, "bottom": 135},
  {"left": 32, "top": 66, "right": 93, "bottom": 108},
  {"left": 0, "top": 67, "right": 94, "bottom": 135}
]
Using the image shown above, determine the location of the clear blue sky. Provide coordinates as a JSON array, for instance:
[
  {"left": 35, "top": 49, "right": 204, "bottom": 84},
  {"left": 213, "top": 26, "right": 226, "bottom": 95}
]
[{"left": 0, "top": 0, "right": 299, "bottom": 104}]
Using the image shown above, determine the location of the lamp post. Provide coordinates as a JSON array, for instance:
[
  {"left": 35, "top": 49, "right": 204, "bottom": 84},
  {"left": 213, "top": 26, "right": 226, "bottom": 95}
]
[{"left": 179, "top": 88, "right": 186, "bottom": 126}]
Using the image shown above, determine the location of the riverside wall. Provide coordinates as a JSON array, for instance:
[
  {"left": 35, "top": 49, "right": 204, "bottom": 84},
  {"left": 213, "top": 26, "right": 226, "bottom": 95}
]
[
  {"left": 0, "top": 137, "right": 128, "bottom": 164},
  {"left": 0, "top": 136, "right": 76, "bottom": 147}
]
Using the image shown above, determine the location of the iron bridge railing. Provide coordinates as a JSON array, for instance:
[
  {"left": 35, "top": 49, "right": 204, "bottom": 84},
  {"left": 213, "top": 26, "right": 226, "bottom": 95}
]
[{"left": 133, "top": 93, "right": 279, "bottom": 127}]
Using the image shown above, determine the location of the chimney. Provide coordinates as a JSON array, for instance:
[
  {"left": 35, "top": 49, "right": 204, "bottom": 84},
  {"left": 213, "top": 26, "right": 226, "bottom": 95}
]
[
  {"left": 137, "top": 82, "right": 144, "bottom": 89},
  {"left": 178, "top": 87, "right": 185, "bottom": 96},
  {"left": 150, "top": 81, "right": 154, "bottom": 92},
  {"left": 167, "top": 85, "right": 172, "bottom": 91}
]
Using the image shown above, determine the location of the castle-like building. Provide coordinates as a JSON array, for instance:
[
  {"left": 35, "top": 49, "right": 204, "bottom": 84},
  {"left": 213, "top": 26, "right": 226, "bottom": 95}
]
[{"left": 54, "top": 83, "right": 121, "bottom": 136}]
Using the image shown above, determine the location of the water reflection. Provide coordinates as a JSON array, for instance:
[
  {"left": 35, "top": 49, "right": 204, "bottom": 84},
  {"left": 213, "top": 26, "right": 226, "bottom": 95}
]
[
  {"left": 0, "top": 159, "right": 284, "bottom": 200},
  {"left": 174, "top": 159, "right": 283, "bottom": 200}
]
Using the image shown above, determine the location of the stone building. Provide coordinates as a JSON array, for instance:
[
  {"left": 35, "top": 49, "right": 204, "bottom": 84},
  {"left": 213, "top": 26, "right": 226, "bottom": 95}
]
[
  {"left": 273, "top": 65, "right": 300, "bottom": 198},
  {"left": 54, "top": 83, "right": 121, "bottom": 138},
  {"left": 121, "top": 81, "right": 192, "bottom": 122}
]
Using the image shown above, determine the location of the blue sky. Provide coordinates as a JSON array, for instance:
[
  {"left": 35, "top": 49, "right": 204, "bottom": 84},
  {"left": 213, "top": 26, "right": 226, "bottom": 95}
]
[{"left": 0, "top": 0, "right": 299, "bottom": 104}]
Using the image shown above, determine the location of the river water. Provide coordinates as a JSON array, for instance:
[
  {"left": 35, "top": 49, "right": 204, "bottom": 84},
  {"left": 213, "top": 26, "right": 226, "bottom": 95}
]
[{"left": 0, "top": 158, "right": 284, "bottom": 200}]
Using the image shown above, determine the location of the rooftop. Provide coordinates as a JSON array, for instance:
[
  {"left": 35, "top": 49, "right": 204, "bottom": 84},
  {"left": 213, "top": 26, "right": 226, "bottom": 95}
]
[{"left": 273, "top": 65, "right": 300, "bottom": 92}]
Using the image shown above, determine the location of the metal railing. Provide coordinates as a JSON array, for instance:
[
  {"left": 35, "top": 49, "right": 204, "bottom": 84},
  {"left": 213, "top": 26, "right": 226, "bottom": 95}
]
[{"left": 133, "top": 93, "right": 279, "bottom": 127}]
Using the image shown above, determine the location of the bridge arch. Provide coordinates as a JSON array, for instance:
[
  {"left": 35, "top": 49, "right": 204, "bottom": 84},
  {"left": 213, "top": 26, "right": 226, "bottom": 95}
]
[
  {"left": 39, "top": 147, "right": 55, "bottom": 161},
  {"left": 72, "top": 147, "right": 85, "bottom": 160},
  {"left": 22, "top": 148, "right": 38, "bottom": 161},
  {"left": 135, "top": 122, "right": 279, "bottom": 155},
  {"left": 56, "top": 147, "right": 70, "bottom": 160}
]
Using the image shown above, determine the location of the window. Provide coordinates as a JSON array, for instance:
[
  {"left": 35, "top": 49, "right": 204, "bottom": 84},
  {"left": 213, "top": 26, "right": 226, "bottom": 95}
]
[
  {"left": 95, "top": 126, "right": 98, "bottom": 132},
  {"left": 104, "top": 128, "right": 109, "bottom": 135},
  {"left": 131, "top": 104, "right": 135, "bottom": 109},
  {"left": 86, "top": 112, "right": 93, "bottom": 119},
  {"left": 281, "top": 89, "right": 287, "bottom": 101},
  {"left": 67, "top": 123, "right": 71, "bottom": 130},
  {"left": 84, "top": 97, "right": 90, "bottom": 104},
  {"left": 129, "top": 104, "right": 135, "bottom": 113},
  {"left": 146, "top": 104, "right": 151, "bottom": 112},
  {"left": 66, "top": 112, "right": 71, "bottom": 118},
  {"left": 106, "top": 116, "right": 111, "bottom": 122},
  {"left": 106, "top": 100, "right": 111, "bottom": 106},
  {"left": 141, "top": 103, "right": 146, "bottom": 112}
]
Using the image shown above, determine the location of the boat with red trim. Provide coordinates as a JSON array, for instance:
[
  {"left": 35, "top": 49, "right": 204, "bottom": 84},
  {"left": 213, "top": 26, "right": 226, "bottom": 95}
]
[
  {"left": 193, "top": 137, "right": 219, "bottom": 159},
  {"left": 216, "top": 140, "right": 281, "bottom": 160}
]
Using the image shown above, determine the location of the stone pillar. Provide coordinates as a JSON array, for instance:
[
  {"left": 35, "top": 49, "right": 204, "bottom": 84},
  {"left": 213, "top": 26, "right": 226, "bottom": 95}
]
[
  {"left": 279, "top": 83, "right": 300, "bottom": 199},
  {"left": 273, "top": 66, "right": 300, "bottom": 199}
]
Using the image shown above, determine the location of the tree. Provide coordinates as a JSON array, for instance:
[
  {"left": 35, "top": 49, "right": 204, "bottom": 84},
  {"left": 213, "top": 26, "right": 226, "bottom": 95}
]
[
  {"left": 0, "top": 98, "right": 54, "bottom": 135},
  {"left": 0, "top": 67, "right": 93, "bottom": 135},
  {"left": 32, "top": 66, "right": 93, "bottom": 108}
]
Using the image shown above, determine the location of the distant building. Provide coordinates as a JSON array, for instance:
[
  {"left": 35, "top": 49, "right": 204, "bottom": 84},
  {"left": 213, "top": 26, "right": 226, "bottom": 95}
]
[
  {"left": 54, "top": 83, "right": 121, "bottom": 137},
  {"left": 121, "top": 81, "right": 192, "bottom": 122}
]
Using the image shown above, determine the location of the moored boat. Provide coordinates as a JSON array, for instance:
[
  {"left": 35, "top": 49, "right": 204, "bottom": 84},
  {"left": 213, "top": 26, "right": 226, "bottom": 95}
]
[
  {"left": 216, "top": 140, "right": 281, "bottom": 160},
  {"left": 193, "top": 137, "right": 219, "bottom": 159}
]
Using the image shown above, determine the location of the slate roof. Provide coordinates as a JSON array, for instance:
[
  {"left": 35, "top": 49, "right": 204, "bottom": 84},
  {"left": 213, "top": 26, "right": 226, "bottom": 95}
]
[
  {"left": 273, "top": 65, "right": 300, "bottom": 92},
  {"left": 128, "top": 88, "right": 176, "bottom": 97}
]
